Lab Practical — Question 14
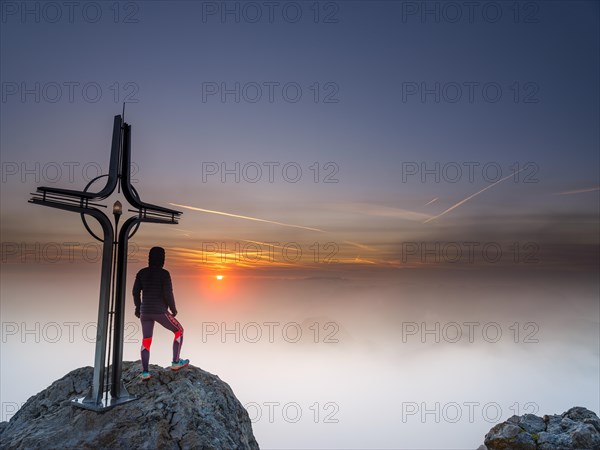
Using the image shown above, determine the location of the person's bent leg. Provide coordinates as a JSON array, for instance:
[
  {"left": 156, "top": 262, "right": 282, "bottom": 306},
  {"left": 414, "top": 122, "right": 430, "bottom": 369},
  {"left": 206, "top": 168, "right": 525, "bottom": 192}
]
[
  {"left": 140, "top": 315, "right": 156, "bottom": 373},
  {"left": 156, "top": 312, "right": 185, "bottom": 364}
]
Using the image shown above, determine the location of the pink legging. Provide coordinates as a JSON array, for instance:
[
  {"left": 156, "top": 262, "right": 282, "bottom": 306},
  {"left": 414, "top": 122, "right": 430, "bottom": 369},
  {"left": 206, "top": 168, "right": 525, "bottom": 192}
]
[{"left": 140, "top": 312, "right": 183, "bottom": 372}]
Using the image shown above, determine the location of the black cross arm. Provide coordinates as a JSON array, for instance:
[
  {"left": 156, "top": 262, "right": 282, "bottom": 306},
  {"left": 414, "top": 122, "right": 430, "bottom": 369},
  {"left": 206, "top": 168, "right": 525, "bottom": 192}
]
[{"left": 28, "top": 196, "right": 108, "bottom": 217}]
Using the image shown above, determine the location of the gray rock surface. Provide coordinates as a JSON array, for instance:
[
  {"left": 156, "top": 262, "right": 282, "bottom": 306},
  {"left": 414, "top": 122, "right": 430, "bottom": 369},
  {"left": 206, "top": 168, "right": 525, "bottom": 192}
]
[
  {"left": 0, "top": 361, "right": 259, "bottom": 450},
  {"left": 484, "top": 407, "right": 600, "bottom": 450}
]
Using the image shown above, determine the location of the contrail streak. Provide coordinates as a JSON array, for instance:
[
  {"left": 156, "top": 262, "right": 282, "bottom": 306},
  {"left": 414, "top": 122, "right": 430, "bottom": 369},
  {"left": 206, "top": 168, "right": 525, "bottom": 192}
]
[
  {"left": 424, "top": 168, "right": 526, "bottom": 223},
  {"left": 241, "top": 239, "right": 288, "bottom": 249},
  {"left": 555, "top": 186, "right": 600, "bottom": 195},
  {"left": 343, "top": 240, "right": 377, "bottom": 252},
  {"left": 169, "top": 203, "right": 325, "bottom": 232},
  {"left": 424, "top": 197, "right": 439, "bottom": 206}
]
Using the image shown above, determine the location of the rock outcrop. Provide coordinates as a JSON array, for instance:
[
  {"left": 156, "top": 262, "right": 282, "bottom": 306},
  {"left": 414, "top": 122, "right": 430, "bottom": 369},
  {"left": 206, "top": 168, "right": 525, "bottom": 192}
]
[
  {"left": 0, "top": 361, "right": 259, "bottom": 450},
  {"left": 483, "top": 406, "right": 600, "bottom": 450}
]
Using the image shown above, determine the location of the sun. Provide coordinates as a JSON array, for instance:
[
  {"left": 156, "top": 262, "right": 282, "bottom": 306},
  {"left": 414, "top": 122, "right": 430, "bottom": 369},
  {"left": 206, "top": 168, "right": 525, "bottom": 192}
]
[{"left": 215, "top": 275, "right": 224, "bottom": 281}]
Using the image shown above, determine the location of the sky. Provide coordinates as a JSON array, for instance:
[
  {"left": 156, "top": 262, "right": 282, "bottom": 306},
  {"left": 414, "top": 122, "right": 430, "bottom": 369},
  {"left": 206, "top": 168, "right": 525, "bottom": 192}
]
[{"left": 1, "top": 1, "right": 599, "bottom": 448}]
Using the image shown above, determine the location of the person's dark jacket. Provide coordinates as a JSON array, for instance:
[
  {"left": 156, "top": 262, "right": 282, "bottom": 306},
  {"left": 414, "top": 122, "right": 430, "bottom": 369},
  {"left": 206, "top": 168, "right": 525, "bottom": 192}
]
[{"left": 133, "top": 247, "right": 177, "bottom": 316}]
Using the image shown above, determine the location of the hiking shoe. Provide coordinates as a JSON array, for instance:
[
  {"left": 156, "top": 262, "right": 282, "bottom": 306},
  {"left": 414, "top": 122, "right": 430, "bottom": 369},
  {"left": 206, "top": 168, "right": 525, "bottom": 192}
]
[
  {"left": 171, "top": 359, "right": 190, "bottom": 371},
  {"left": 141, "top": 371, "right": 152, "bottom": 381}
]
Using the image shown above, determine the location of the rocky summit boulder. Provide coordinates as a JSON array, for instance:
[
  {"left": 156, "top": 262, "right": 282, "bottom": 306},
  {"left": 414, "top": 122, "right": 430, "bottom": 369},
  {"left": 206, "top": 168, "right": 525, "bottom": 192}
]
[
  {"left": 0, "top": 361, "right": 259, "bottom": 450},
  {"left": 483, "top": 406, "right": 600, "bottom": 450}
]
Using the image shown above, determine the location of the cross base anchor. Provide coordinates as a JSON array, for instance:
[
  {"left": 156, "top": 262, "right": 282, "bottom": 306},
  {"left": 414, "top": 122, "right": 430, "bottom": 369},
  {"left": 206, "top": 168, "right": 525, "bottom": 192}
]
[{"left": 72, "top": 391, "right": 138, "bottom": 412}]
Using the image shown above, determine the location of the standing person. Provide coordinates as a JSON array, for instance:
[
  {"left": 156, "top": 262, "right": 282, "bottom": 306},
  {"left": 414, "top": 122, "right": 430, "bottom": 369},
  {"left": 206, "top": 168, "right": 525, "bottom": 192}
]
[{"left": 133, "top": 246, "right": 189, "bottom": 380}]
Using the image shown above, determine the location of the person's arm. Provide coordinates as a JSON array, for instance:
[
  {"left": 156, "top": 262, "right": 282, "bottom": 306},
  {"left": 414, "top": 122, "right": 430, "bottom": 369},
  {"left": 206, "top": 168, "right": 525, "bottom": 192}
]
[
  {"left": 163, "top": 270, "right": 177, "bottom": 315},
  {"left": 133, "top": 271, "right": 142, "bottom": 317}
]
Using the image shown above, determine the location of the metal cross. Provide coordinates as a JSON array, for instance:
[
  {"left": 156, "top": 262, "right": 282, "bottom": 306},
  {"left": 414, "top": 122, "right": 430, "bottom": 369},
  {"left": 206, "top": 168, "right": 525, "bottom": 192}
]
[{"left": 29, "top": 114, "right": 182, "bottom": 411}]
